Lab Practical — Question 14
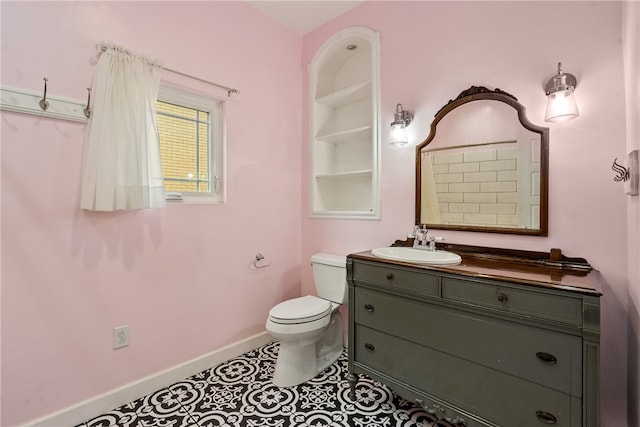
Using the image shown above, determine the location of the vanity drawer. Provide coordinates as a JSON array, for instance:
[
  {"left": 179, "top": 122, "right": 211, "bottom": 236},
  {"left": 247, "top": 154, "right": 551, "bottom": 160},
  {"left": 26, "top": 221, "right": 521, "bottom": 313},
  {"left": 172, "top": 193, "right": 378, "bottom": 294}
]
[
  {"left": 354, "top": 287, "right": 582, "bottom": 396},
  {"left": 354, "top": 325, "right": 581, "bottom": 427},
  {"left": 352, "top": 368, "right": 490, "bottom": 427},
  {"left": 442, "top": 277, "right": 583, "bottom": 326},
  {"left": 351, "top": 261, "right": 439, "bottom": 296}
]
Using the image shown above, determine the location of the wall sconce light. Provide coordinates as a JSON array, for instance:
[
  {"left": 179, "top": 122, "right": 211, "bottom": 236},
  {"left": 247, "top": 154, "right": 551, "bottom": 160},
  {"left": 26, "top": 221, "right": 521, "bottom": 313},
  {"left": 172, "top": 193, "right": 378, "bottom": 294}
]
[
  {"left": 544, "top": 62, "right": 579, "bottom": 123},
  {"left": 389, "top": 103, "right": 413, "bottom": 146}
]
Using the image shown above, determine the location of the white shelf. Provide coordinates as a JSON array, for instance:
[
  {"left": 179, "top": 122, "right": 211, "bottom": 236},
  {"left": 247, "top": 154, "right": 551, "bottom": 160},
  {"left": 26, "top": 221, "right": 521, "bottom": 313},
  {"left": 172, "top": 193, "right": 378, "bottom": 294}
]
[
  {"left": 314, "top": 170, "right": 372, "bottom": 179},
  {"left": 312, "top": 209, "right": 378, "bottom": 219},
  {"left": 315, "top": 80, "right": 372, "bottom": 108},
  {"left": 316, "top": 125, "right": 371, "bottom": 144}
]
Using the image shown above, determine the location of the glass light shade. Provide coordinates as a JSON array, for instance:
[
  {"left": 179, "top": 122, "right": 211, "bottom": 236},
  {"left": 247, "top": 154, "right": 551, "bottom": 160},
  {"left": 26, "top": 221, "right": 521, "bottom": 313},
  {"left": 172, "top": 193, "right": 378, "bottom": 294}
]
[
  {"left": 390, "top": 123, "right": 408, "bottom": 146},
  {"left": 545, "top": 88, "right": 579, "bottom": 123}
]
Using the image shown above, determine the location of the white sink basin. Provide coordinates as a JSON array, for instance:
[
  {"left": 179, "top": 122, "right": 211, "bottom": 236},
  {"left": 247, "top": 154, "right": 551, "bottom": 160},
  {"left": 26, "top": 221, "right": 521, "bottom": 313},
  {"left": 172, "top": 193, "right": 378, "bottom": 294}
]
[{"left": 371, "top": 247, "right": 462, "bottom": 265}]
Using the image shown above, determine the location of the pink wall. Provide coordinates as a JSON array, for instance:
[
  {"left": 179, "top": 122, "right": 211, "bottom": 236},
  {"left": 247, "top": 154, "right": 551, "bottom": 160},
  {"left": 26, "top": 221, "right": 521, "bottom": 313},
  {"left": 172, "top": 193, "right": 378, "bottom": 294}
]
[
  {"left": 1, "top": 1, "right": 635, "bottom": 426},
  {"left": 623, "top": 2, "right": 640, "bottom": 425},
  {"left": 1, "top": 2, "right": 302, "bottom": 425},
  {"left": 301, "top": 2, "right": 630, "bottom": 426}
]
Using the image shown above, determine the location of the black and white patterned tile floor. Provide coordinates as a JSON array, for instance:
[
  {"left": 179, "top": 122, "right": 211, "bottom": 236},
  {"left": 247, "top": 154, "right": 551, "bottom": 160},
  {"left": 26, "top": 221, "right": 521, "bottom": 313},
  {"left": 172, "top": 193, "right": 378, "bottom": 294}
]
[{"left": 76, "top": 341, "right": 451, "bottom": 427}]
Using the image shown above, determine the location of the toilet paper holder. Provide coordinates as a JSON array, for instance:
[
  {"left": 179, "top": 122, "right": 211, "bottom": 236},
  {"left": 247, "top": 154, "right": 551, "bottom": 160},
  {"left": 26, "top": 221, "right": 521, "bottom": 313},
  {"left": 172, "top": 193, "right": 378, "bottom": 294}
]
[{"left": 254, "top": 253, "right": 272, "bottom": 269}]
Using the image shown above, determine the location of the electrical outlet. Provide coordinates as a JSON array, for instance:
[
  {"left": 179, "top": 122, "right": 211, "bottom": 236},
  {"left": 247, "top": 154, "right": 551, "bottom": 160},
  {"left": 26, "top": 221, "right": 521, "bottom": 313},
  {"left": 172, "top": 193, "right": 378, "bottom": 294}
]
[{"left": 113, "top": 325, "right": 130, "bottom": 349}]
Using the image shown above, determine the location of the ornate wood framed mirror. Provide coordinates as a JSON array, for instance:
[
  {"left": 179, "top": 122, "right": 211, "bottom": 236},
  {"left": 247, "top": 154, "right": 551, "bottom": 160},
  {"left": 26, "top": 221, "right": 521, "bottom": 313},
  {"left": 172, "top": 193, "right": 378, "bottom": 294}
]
[{"left": 416, "top": 86, "right": 549, "bottom": 236}]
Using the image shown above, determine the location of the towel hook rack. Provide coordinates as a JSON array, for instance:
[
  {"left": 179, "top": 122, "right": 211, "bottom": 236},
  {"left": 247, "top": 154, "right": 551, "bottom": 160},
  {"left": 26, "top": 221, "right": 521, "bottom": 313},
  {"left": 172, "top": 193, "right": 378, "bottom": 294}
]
[
  {"left": 83, "top": 88, "right": 91, "bottom": 118},
  {"left": 39, "top": 77, "right": 49, "bottom": 111}
]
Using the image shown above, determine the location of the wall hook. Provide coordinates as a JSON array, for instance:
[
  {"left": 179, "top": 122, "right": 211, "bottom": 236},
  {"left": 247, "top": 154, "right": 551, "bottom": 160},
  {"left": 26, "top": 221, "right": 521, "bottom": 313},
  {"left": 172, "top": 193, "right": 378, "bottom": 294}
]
[
  {"left": 612, "top": 151, "right": 639, "bottom": 196},
  {"left": 83, "top": 88, "right": 92, "bottom": 118},
  {"left": 612, "top": 158, "right": 629, "bottom": 182},
  {"left": 39, "top": 77, "right": 49, "bottom": 111}
]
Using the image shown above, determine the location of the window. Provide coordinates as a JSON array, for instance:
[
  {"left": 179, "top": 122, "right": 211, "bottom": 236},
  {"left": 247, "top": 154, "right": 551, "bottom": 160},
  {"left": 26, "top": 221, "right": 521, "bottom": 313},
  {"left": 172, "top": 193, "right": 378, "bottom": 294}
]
[{"left": 156, "top": 85, "right": 224, "bottom": 203}]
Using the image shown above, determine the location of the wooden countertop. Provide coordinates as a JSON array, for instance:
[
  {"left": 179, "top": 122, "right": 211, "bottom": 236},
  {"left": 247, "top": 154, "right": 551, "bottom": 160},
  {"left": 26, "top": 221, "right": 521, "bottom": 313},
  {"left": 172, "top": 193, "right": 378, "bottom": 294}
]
[{"left": 349, "top": 243, "right": 602, "bottom": 297}]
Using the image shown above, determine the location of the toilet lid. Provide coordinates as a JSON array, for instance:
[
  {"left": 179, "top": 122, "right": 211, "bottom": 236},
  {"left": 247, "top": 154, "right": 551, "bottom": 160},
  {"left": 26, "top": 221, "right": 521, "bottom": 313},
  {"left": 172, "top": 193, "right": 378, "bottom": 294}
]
[{"left": 269, "top": 295, "right": 332, "bottom": 324}]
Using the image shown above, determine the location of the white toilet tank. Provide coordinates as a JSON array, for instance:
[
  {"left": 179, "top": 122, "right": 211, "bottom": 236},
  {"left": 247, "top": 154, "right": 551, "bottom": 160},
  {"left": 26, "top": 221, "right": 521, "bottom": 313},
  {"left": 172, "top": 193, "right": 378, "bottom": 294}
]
[{"left": 311, "top": 253, "right": 348, "bottom": 304}]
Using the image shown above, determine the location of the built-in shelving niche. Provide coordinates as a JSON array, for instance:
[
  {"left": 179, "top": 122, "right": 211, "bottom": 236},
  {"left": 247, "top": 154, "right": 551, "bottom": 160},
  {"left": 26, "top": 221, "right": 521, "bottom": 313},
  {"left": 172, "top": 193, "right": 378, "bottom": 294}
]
[{"left": 309, "top": 27, "right": 381, "bottom": 219}]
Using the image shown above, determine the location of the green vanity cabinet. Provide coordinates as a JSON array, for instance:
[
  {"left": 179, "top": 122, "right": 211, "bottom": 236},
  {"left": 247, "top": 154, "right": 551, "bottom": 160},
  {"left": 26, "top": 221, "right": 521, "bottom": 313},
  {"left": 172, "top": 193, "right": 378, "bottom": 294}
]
[{"left": 347, "top": 250, "right": 601, "bottom": 427}]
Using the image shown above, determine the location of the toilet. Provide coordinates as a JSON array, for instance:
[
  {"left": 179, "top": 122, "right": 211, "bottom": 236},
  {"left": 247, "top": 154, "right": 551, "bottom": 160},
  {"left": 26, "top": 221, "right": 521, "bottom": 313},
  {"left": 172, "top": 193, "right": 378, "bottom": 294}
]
[{"left": 266, "top": 253, "right": 348, "bottom": 387}]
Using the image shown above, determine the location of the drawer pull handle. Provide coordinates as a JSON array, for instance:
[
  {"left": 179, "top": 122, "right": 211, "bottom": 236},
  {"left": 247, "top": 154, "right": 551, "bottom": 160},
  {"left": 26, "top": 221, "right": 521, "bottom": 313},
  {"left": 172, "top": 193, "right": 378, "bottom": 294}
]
[
  {"left": 497, "top": 293, "right": 509, "bottom": 303},
  {"left": 536, "top": 352, "right": 558, "bottom": 365},
  {"left": 364, "top": 304, "right": 375, "bottom": 312},
  {"left": 536, "top": 411, "right": 557, "bottom": 424},
  {"left": 364, "top": 343, "right": 375, "bottom": 352},
  {"left": 386, "top": 273, "right": 394, "bottom": 280}
]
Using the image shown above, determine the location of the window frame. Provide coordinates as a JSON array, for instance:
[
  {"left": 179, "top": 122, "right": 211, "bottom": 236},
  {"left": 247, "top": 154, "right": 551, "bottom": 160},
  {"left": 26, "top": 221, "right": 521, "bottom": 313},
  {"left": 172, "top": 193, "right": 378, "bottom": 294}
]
[{"left": 157, "top": 83, "right": 225, "bottom": 204}]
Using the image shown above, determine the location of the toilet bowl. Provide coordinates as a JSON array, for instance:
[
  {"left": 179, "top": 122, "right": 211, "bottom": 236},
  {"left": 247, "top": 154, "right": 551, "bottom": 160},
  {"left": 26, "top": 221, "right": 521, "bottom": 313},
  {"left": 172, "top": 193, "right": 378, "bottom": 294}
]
[{"left": 266, "top": 253, "right": 347, "bottom": 387}]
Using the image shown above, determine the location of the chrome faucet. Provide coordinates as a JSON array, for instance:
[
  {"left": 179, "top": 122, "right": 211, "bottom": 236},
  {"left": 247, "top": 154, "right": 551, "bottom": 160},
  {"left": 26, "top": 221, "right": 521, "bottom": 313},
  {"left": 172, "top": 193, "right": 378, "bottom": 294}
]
[
  {"left": 421, "top": 225, "right": 428, "bottom": 247},
  {"left": 428, "top": 236, "right": 444, "bottom": 252},
  {"left": 413, "top": 225, "right": 429, "bottom": 248},
  {"left": 412, "top": 225, "right": 422, "bottom": 248}
]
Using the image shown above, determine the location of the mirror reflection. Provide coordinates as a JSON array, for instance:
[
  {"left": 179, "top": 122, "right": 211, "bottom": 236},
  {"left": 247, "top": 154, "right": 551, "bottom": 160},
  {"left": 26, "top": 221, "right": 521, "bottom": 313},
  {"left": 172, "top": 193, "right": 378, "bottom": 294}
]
[{"left": 416, "top": 87, "right": 549, "bottom": 236}]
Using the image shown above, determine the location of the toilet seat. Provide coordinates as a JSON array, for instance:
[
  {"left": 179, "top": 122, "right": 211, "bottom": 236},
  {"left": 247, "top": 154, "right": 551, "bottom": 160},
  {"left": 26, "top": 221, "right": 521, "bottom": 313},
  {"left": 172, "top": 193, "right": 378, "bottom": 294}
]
[{"left": 268, "top": 295, "right": 332, "bottom": 325}]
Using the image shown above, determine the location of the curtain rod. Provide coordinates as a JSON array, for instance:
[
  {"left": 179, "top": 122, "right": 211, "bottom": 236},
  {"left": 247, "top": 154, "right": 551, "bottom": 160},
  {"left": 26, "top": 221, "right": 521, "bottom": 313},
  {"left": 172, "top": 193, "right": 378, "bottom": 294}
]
[
  {"left": 98, "top": 44, "right": 239, "bottom": 97},
  {"left": 163, "top": 67, "right": 239, "bottom": 97}
]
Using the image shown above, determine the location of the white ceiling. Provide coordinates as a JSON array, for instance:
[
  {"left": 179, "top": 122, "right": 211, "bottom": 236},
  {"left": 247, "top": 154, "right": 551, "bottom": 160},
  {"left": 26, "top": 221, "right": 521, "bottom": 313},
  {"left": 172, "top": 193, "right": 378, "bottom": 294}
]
[{"left": 246, "top": 1, "right": 363, "bottom": 35}]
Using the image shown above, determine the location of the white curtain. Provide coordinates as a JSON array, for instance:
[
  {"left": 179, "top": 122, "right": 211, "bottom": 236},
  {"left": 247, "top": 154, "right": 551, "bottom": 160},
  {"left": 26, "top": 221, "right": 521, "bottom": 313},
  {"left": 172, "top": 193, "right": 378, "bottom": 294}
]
[{"left": 80, "top": 43, "right": 165, "bottom": 211}]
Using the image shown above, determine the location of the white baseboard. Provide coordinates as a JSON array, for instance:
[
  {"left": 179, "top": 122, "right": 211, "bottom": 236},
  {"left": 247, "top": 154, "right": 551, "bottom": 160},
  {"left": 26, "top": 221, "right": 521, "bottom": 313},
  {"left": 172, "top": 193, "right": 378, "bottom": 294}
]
[{"left": 24, "top": 332, "right": 273, "bottom": 427}]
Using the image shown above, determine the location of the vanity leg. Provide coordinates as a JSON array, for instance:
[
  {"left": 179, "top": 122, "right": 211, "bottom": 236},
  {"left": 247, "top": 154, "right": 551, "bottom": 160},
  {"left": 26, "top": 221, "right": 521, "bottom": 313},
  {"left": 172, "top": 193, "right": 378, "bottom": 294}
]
[{"left": 347, "top": 372, "right": 358, "bottom": 400}]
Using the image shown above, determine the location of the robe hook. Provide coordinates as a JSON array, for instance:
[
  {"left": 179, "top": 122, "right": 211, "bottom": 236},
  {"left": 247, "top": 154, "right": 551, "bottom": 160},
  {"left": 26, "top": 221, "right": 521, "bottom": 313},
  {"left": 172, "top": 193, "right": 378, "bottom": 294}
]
[
  {"left": 83, "top": 88, "right": 92, "bottom": 118},
  {"left": 39, "top": 77, "right": 49, "bottom": 111},
  {"left": 612, "top": 158, "right": 629, "bottom": 182}
]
